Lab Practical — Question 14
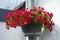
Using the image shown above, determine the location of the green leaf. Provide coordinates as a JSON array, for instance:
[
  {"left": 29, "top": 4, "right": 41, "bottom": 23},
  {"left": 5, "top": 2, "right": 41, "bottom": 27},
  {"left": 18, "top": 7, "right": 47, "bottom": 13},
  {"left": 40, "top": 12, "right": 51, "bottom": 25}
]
[
  {"left": 46, "top": 15, "right": 50, "bottom": 21},
  {"left": 38, "top": 21, "right": 43, "bottom": 28},
  {"left": 8, "top": 17, "right": 13, "bottom": 24},
  {"left": 37, "top": 13, "right": 44, "bottom": 18},
  {"left": 33, "top": 9, "right": 38, "bottom": 15},
  {"left": 44, "top": 26, "right": 48, "bottom": 30}
]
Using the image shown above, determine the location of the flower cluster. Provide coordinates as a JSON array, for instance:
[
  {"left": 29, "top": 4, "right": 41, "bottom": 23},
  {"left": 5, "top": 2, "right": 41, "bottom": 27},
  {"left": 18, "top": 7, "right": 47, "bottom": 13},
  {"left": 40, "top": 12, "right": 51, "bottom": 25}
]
[{"left": 6, "top": 7, "right": 54, "bottom": 32}]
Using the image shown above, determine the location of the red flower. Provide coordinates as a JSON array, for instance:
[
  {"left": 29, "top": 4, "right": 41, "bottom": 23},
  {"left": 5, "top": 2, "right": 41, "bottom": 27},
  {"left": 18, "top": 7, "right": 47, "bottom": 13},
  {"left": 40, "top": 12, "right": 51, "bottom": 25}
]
[
  {"left": 6, "top": 12, "right": 12, "bottom": 20},
  {"left": 11, "top": 20, "right": 17, "bottom": 28},
  {"left": 44, "top": 22, "right": 48, "bottom": 26},
  {"left": 33, "top": 7, "right": 37, "bottom": 11},
  {"left": 42, "top": 17, "right": 47, "bottom": 22},
  {"left": 44, "top": 12, "right": 48, "bottom": 16},
  {"left": 15, "top": 17, "right": 21, "bottom": 21},
  {"left": 50, "top": 13, "right": 53, "bottom": 17},
  {"left": 47, "top": 12, "right": 53, "bottom": 20},
  {"left": 48, "top": 26, "right": 52, "bottom": 32},
  {"left": 27, "top": 11, "right": 33, "bottom": 16},
  {"left": 38, "top": 10, "right": 42, "bottom": 14},
  {"left": 13, "top": 10, "right": 21, "bottom": 17},
  {"left": 49, "top": 13, "right": 53, "bottom": 19},
  {"left": 38, "top": 7, "right": 41, "bottom": 9},
  {"left": 35, "top": 16, "right": 42, "bottom": 23},
  {"left": 41, "top": 7, "right": 45, "bottom": 10},
  {"left": 19, "top": 20, "right": 25, "bottom": 25}
]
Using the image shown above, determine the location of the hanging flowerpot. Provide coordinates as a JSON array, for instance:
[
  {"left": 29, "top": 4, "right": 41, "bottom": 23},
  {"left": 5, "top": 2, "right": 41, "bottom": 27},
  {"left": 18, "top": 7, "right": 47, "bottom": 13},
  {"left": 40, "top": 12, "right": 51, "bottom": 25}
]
[
  {"left": 21, "top": 23, "right": 41, "bottom": 33},
  {"left": 6, "top": 7, "right": 55, "bottom": 33}
]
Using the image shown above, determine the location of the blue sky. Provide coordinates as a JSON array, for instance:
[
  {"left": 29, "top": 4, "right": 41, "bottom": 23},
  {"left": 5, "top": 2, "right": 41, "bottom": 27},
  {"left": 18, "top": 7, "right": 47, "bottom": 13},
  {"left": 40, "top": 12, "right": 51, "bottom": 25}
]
[{"left": 0, "top": 0, "right": 25, "bottom": 10}]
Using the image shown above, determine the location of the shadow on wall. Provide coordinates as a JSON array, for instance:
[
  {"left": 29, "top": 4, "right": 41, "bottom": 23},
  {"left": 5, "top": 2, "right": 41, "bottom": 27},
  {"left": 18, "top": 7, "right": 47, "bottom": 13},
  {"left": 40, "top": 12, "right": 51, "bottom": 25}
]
[{"left": 0, "top": 9, "right": 12, "bottom": 22}]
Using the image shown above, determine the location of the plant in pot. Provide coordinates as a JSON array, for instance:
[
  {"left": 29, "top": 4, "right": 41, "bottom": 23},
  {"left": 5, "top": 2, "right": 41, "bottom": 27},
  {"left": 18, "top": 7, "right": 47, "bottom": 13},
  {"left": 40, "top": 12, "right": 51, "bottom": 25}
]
[{"left": 6, "top": 7, "right": 55, "bottom": 40}]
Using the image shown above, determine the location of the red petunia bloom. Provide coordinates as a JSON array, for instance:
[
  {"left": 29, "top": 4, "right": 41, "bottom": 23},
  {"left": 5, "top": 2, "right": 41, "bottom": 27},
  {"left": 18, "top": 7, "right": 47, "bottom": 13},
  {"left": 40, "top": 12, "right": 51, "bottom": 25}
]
[
  {"left": 6, "top": 7, "right": 55, "bottom": 32},
  {"left": 19, "top": 20, "right": 25, "bottom": 25},
  {"left": 38, "top": 10, "right": 43, "bottom": 14},
  {"left": 11, "top": 20, "right": 17, "bottom": 28},
  {"left": 35, "top": 16, "right": 42, "bottom": 23},
  {"left": 6, "top": 12, "right": 12, "bottom": 20}
]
